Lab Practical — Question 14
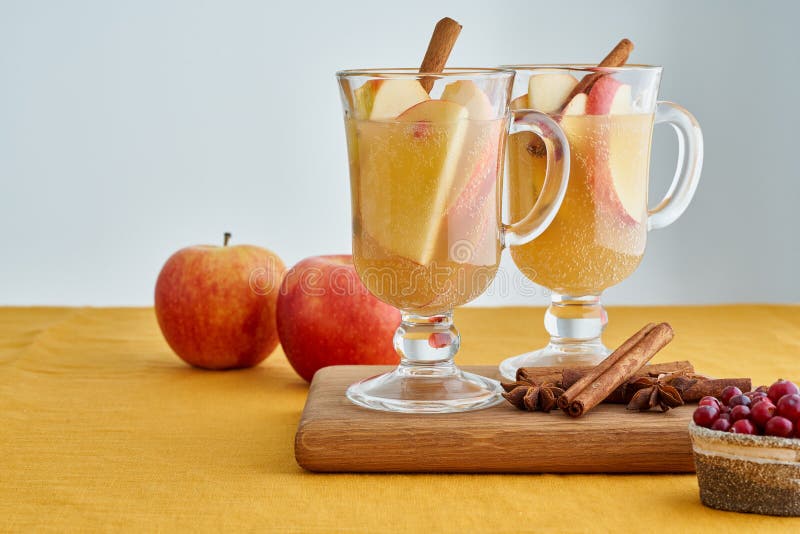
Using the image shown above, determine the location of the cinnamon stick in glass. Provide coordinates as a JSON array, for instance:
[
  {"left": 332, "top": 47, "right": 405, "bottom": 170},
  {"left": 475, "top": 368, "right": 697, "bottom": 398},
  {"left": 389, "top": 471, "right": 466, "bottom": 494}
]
[
  {"left": 419, "top": 17, "right": 462, "bottom": 92},
  {"left": 563, "top": 323, "right": 675, "bottom": 417},
  {"left": 560, "top": 38, "right": 634, "bottom": 110}
]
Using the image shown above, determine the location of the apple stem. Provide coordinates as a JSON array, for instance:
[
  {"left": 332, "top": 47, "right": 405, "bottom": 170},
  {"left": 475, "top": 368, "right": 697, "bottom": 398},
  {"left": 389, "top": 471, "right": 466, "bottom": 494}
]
[{"left": 224, "top": 232, "right": 231, "bottom": 247}]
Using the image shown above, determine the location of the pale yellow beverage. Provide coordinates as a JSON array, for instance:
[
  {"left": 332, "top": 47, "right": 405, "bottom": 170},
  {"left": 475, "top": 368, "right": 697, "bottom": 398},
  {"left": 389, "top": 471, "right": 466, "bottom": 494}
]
[
  {"left": 508, "top": 113, "right": 654, "bottom": 295},
  {"left": 347, "top": 113, "right": 507, "bottom": 314}
]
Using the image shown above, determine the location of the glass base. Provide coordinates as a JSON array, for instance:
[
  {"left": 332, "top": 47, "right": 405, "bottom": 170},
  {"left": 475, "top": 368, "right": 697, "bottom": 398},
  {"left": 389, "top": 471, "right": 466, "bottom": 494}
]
[
  {"left": 346, "top": 362, "right": 503, "bottom": 413},
  {"left": 498, "top": 341, "right": 610, "bottom": 381}
]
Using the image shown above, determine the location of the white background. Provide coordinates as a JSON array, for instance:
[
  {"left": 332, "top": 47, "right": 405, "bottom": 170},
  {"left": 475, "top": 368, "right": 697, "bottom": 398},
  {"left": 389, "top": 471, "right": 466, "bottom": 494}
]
[{"left": 1, "top": 0, "right": 798, "bottom": 306}]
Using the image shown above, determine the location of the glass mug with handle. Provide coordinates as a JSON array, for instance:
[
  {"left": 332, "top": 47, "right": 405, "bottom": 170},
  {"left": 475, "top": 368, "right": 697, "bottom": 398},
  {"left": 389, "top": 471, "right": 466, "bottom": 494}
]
[
  {"left": 337, "top": 68, "right": 570, "bottom": 413},
  {"left": 499, "top": 64, "right": 702, "bottom": 380}
]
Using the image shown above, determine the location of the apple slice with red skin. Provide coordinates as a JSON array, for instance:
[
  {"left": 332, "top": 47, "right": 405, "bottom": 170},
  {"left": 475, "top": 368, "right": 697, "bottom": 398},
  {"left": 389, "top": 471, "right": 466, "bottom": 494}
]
[
  {"left": 586, "top": 76, "right": 633, "bottom": 115},
  {"left": 585, "top": 76, "right": 642, "bottom": 225},
  {"left": 443, "top": 120, "right": 503, "bottom": 267}
]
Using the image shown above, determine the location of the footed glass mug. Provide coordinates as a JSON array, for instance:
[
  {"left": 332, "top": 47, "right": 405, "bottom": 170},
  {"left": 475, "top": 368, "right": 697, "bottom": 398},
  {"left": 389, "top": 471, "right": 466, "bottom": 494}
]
[
  {"left": 499, "top": 65, "right": 702, "bottom": 380},
  {"left": 337, "top": 68, "right": 570, "bottom": 413}
]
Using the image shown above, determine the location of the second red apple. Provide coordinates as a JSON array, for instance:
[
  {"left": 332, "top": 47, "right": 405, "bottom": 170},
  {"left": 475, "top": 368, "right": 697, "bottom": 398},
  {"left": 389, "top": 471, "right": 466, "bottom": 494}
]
[{"left": 276, "top": 255, "right": 400, "bottom": 382}]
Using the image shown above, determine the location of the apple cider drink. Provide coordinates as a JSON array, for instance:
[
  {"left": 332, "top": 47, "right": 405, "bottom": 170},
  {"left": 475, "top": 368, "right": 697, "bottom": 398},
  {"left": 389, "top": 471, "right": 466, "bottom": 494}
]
[
  {"left": 508, "top": 111, "right": 653, "bottom": 295},
  {"left": 346, "top": 81, "right": 507, "bottom": 315}
]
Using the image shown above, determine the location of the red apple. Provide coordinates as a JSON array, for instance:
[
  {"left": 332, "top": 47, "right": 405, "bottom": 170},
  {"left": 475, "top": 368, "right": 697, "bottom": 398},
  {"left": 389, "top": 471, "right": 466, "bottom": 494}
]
[
  {"left": 276, "top": 255, "right": 400, "bottom": 382},
  {"left": 155, "top": 233, "right": 285, "bottom": 369}
]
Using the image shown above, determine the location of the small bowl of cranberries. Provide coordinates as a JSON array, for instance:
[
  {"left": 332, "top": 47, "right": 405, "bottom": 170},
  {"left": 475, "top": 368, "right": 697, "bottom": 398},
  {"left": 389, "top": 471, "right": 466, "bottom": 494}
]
[{"left": 689, "top": 379, "right": 800, "bottom": 516}]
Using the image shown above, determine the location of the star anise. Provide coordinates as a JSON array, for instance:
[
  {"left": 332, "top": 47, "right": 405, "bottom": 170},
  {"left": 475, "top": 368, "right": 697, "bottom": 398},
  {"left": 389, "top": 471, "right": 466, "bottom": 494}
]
[
  {"left": 501, "top": 379, "right": 565, "bottom": 412},
  {"left": 626, "top": 374, "right": 685, "bottom": 412}
]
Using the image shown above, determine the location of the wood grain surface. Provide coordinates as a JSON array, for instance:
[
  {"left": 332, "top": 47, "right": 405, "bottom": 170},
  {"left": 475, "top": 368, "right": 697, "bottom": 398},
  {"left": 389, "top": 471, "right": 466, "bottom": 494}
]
[{"left": 295, "top": 365, "right": 696, "bottom": 473}]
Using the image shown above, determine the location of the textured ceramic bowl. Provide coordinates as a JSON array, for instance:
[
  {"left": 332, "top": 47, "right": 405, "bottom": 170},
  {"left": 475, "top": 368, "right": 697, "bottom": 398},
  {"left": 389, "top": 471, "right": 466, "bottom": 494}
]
[{"left": 689, "top": 422, "right": 800, "bottom": 516}]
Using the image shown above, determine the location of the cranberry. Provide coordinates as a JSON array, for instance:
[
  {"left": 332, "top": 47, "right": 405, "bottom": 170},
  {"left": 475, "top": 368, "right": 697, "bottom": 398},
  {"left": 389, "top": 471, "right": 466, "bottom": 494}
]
[
  {"left": 731, "top": 419, "right": 756, "bottom": 435},
  {"left": 717, "top": 412, "right": 731, "bottom": 422},
  {"left": 749, "top": 392, "right": 769, "bottom": 405},
  {"left": 699, "top": 396, "right": 721, "bottom": 408},
  {"left": 719, "top": 405, "right": 731, "bottom": 414},
  {"left": 728, "top": 394, "right": 751, "bottom": 408},
  {"left": 720, "top": 386, "right": 742, "bottom": 406},
  {"left": 764, "top": 416, "right": 794, "bottom": 438},
  {"left": 693, "top": 405, "right": 720, "bottom": 428},
  {"left": 777, "top": 394, "right": 800, "bottom": 422},
  {"left": 755, "top": 385, "right": 769, "bottom": 394},
  {"left": 751, "top": 400, "right": 776, "bottom": 428},
  {"left": 711, "top": 418, "right": 731, "bottom": 432},
  {"left": 730, "top": 405, "right": 751, "bottom": 422},
  {"left": 768, "top": 380, "right": 800, "bottom": 404}
]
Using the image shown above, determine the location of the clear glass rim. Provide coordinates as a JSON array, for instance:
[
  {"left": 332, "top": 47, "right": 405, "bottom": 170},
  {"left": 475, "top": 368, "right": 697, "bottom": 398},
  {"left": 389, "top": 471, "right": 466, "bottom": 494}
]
[
  {"left": 336, "top": 67, "right": 515, "bottom": 78},
  {"left": 501, "top": 64, "right": 663, "bottom": 73}
]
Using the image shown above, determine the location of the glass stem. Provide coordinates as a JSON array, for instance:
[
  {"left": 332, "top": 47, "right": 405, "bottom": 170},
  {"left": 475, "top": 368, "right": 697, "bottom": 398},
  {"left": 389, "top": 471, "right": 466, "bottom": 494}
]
[
  {"left": 544, "top": 293, "right": 608, "bottom": 352},
  {"left": 394, "top": 311, "right": 460, "bottom": 370}
]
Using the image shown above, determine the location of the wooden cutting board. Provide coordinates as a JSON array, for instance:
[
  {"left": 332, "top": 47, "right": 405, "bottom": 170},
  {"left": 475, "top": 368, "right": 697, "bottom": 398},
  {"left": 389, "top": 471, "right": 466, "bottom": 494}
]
[{"left": 295, "top": 365, "right": 695, "bottom": 473}]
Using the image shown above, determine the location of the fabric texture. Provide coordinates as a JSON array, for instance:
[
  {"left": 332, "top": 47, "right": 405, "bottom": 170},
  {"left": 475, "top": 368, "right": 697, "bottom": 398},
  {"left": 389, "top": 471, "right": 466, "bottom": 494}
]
[{"left": 1, "top": 306, "right": 799, "bottom": 532}]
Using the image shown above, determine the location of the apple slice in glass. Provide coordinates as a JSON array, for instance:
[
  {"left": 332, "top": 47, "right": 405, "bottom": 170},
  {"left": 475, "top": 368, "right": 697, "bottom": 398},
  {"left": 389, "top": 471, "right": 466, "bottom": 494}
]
[
  {"left": 441, "top": 80, "right": 494, "bottom": 120},
  {"left": 528, "top": 72, "right": 579, "bottom": 113},
  {"left": 586, "top": 76, "right": 646, "bottom": 226},
  {"left": 357, "top": 99, "right": 469, "bottom": 265},
  {"left": 354, "top": 79, "right": 430, "bottom": 119}
]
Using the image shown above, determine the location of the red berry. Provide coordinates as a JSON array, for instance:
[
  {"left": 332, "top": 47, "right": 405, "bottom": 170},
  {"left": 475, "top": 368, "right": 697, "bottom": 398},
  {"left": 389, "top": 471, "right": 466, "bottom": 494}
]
[
  {"left": 719, "top": 405, "right": 731, "bottom": 414},
  {"left": 777, "top": 394, "right": 800, "bottom": 422},
  {"left": 693, "top": 405, "right": 720, "bottom": 428},
  {"left": 699, "top": 396, "right": 721, "bottom": 408},
  {"left": 730, "top": 404, "right": 751, "bottom": 422},
  {"left": 755, "top": 385, "right": 769, "bottom": 394},
  {"left": 711, "top": 418, "right": 731, "bottom": 432},
  {"left": 728, "top": 394, "right": 751, "bottom": 408},
  {"left": 731, "top": 419, "right": 756, "bottom": 435},
  {"left": 721, "top": 386, "right": 742, "bottom": 406},
  {"left": 751, "top": 400, "right": 776, "bottom": 428},
  {"left": 749, "top": 392, "right": 769, "bottom": 405},
  {"left": 717, "top": 412, "right": 731, "bottom": 422},
  {"left": 764, "top": 416, "right": 794, "bottom": 438},
  {"left": 768, "top": 380, "right": 800, "bottom": 404}
]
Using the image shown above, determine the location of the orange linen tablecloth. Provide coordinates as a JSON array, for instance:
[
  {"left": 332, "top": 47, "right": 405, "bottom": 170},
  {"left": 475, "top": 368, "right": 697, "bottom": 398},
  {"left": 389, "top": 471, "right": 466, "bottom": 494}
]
[{"left": 2, "top": 305, "right": 799, "bottom": 532}]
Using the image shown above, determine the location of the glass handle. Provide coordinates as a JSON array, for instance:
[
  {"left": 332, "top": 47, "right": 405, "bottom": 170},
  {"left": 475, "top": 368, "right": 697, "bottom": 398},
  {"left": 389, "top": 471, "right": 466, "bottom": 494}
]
[
  {"left": 647, "top": 101, "right": 703, "bottom": 231},
  {"left": 502, "top": 110, "right": 570, "bottom": 247}
]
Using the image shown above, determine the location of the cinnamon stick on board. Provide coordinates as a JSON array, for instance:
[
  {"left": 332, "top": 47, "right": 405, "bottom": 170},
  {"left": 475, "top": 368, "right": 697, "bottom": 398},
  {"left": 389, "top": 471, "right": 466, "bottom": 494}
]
[
  {"left": 671, "top": 378, "right": 753, "bottom": 403},
  {"left": 563, "top": 323, "right": 675, "bottom": 417},
  {"left": 419, "top": 17, "right": 462, "bottom": 92},
  {"left": 560, "top": 361, "right": 694, "bottom": 402},
  {"left": 556, "top": 323, "right": 657, "bottom": 410},
  {"left": 512, "top": 360, "right": 692, "bottom": 392},
  {"left": 560, "top": 38, "right": 634, "bottom": 110},
  {"left": 560, "top": 361, "right": 693, "bottom": 388}
]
